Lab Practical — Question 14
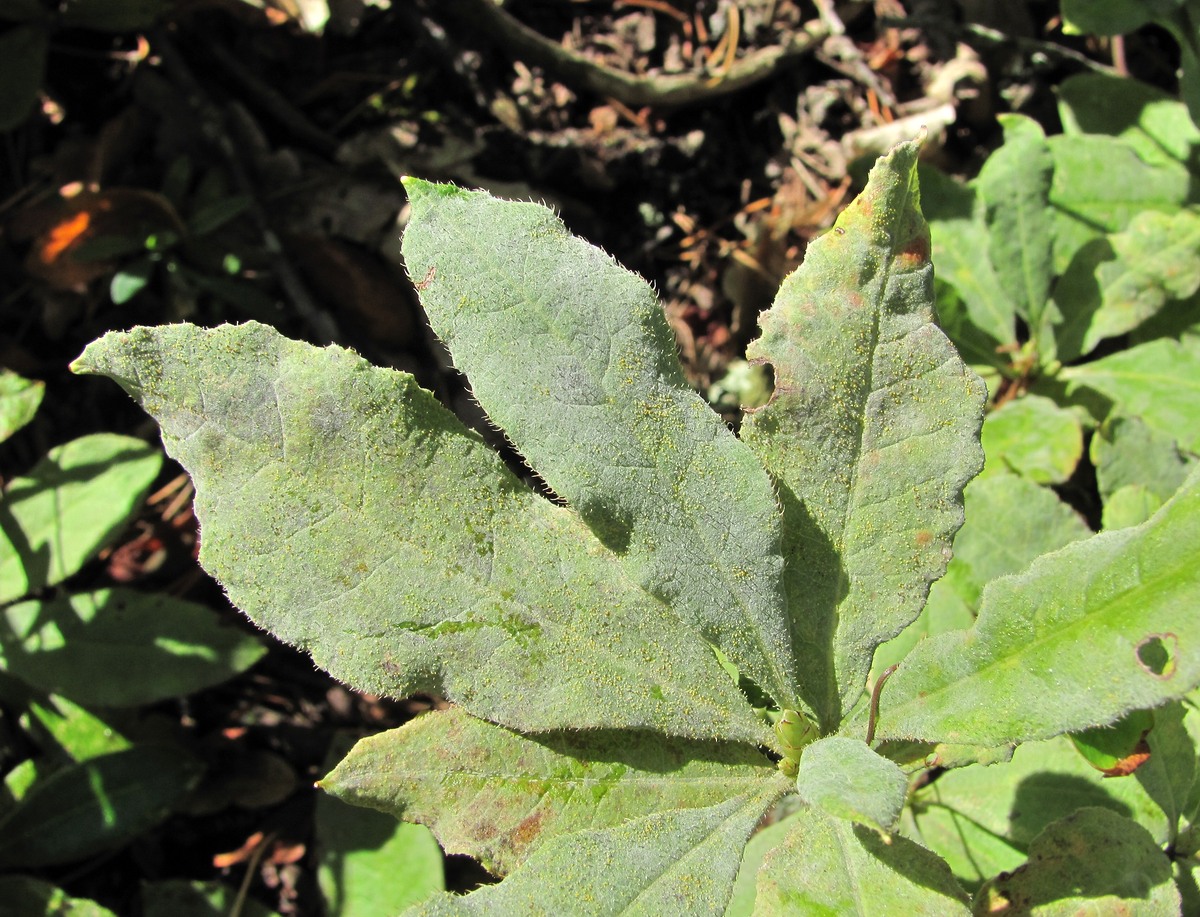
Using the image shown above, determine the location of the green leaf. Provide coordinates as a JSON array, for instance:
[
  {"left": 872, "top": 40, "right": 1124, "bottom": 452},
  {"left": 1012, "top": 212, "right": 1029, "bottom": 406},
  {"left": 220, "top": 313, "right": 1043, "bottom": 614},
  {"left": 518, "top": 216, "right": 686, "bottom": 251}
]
[
  {"left": 753, "top": 807, "right": 970, "bottom": 915},
  {"left": 794, "top": 736, "right": 908, "bottom": 832},
  {"left": 724, "top": 813, "right": 796, "bottom": 917},
  {"left": 874, "top": 470, "right": 1091, "bottom": 676},
  {"left": 0, "top": 24, "right": 47, "bottom": 131},
  {"left": 1134, "top": 701, "right": 1196, "bottom": 837},
  {"left": 975, "top": 115, "right": 1056, "bottom": 349},
  {"left": 1061, "top": 335, "right": 1200, "bottom": 453},
  {"left": 919, "top": 164, "right": 1016, "bottom": 347},
  {"left": 1103, "top": 484, "right": 1166, "bottom": 530},
  {"left": 741, "top": 138, "right": 987, "bottom": 727},
  {"left": 71, "top": 323, "right": 765, "bottom": 744},
  {"left": 321, "top": 706, "right": 780, "bottom": 876},
  {"left": 1057, "top": 72, "right": 1200, "bottom": 170},
  {"left": 1053, "top": 209, "right": 1200, "bottom": 360},
  {"left": 1091, "top": 417, "right": 1195, "bottom": 508},
  {"left": 405, "top": 789, "right": 781, "bottom": 917},
  {"left": 187, "top": 194, "right": 253, "bottom": 236},
  {"left": 980, "top": 395, "right": 1084, "bottom": 485},
  {"left": 948, "top": 473, "right": 1091, "bottom": 609},
  {"left": 1070, "top": 708, "right": 1155, "bottom": 775},
  {"left": 316, "top": 794, "right": 444, "bottom": 916},
  {"left": 26, "top": 694, "right": 131, "bottom": 762},
  {"left": 0, "top": 433, "right": 162, "bottom": 604},
  {"left": 0, "top": 369, "right": 44, "bottom": 443},
  {"left": 1048, "top": 134, "right": 1193, "bottom": 271},
  {"left": 1061, "top": 0, "right": 1161, "bottom": 34},
  {"left": 975, "top": 807, "right": 1180, "bottom": 914},
  {"left": 0, "top": 744, "right": 203, "bottom": 869},
  {"left": 401, "top": 177, "right": 797, "bottom": 710},
  {"left": 872, "top": 464, "right": 1200, "bottom": 747},
  {"left": 0, "top": 588, "right": 266, "bottom": 706},
  {"left": 111, "top": 256, "right": 156, "bottom": 304},
  {"left": 907, "top": 736, "right": 1171, "bottom": 889},
  {"left": 0, "top": 876, "right": 116, "bottom": 917}
]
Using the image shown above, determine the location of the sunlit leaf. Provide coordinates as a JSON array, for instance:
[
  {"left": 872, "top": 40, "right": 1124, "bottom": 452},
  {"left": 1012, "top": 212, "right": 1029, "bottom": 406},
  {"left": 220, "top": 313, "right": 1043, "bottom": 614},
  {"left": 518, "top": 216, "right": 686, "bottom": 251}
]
[
  {"left": 872, "top": 465, "right": 1200, "bottom": 746},
  {"left": 403, "top": 789, "right": 781, "bottom": 917},
  {"left": 72, "top": 323, "right": 765, "bottom": 743},
  {"left": 0, "top": 369, "right": 44, "bottom": 444},
  {"left": 0, "top": 434, "right": 162, "bottom": 604},
  {"left": 322, "top": 706, "right": 779, "bottom": 875},
  {"left": 753, "top": 807, "right": 970, "bottom": 915},
  {"left": 0, "top": 588, "right": 266, "bottom": 706},
  {"left": 1062, "top": 335, "right": 1200, "bottom": 452},
  {"left": 794, "top": 737, "right": 907, "bottom": 832},
  {"left": 402, "top": 177, "right": 797, "bottom": 709},
  {"left": 741, "top": 138, "right": 986, "bottom": 726}
]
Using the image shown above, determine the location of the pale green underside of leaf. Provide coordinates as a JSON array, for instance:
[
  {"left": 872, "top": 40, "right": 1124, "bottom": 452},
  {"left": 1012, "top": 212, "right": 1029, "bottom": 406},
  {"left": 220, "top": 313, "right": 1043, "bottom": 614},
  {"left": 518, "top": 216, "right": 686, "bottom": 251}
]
[
  {"left": 71, "top": 323, "right": 766, "bottom": 745},
  {"left": 401, "top": 177, "right": 797, "bottom": 709},
  {"left": 0, "top": 433, "right": 162, "bottom": 604},
  {"left": 752, "top": 807, "right": 970, "bottom": 915},
  {"left": 1062, "top": 335, "right": 1200, "bottom": 454},
  {"left": 793, "top": 736, "right": 908, "bottom": 832},
  {"left": 321, "top": 706, "right": 780, "bottom": 876},
  {"left": 403, "top": 788, "right": 781, "bottom": 917},
  {"left": 741, "top": 138, "right": 987, "bottom": 728},
  {"left": 872, "top": 464, "right": 1200, "bottom": 746},
  {"left": 978, "top": 807, "right": 1180, "bottom": 914}
]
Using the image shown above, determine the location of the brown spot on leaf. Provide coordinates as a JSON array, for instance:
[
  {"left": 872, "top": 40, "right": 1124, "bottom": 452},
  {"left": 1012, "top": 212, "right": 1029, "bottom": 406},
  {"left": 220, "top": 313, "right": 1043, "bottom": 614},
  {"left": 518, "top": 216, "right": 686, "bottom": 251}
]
[
  {"left": 511, "top": 809, "right": 547, "bottom": 847},
  {"left": 896, "top": 232, "right": 930, "bottom": 269}
]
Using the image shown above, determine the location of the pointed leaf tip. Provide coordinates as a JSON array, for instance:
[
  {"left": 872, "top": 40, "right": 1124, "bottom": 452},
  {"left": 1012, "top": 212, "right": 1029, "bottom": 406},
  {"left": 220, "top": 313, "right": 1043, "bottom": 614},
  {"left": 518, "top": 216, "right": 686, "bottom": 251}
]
[{"left": 742, "top": 136, "right": 985, "bottom": 726}]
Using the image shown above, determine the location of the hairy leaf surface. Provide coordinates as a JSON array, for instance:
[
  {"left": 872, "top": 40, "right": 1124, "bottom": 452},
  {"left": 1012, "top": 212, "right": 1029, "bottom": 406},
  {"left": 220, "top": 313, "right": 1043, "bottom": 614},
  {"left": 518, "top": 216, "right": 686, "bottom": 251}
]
[
  {"left": 753, "top": 808, "right": 970, "bottom": 915},
  {"left": 793, "top": 736, "right": 908, "bottom": 832},
  {"left": 322, "top": 706, "right": 781, "bottom": 875},
  {"left": 874, "top": 465, "right": 1200, "bottom": 746},
  {"left": 401, "top": 178, "right": 797, "bottom": 708},
  {"left": 71, "top": 323, "right": 765, "bottom": 743},
  {"left": 404, "top": 789, "right": 781, "bottom": 917},
  {"left": 741, "top": 138, "right": 986, "bottom": 726}
]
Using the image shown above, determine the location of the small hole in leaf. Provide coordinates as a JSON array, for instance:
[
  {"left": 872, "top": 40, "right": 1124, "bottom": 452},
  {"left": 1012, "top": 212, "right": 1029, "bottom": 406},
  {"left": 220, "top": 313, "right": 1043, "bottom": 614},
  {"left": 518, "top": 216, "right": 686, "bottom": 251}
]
[{"left": 1136, "top": 633, "right": 1177, "bottom": 679}]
